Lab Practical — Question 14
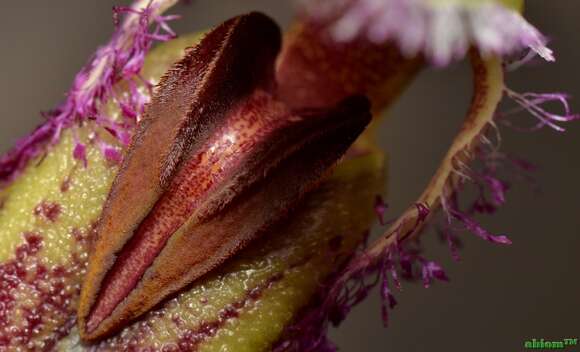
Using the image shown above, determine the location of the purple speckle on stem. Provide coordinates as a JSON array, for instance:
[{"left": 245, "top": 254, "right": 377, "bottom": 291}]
[
  {"left": 33, "top": 201, "right": 62, "bottom": 223},
  {"left": 415, "top": 202, "right": 430, "bottom": 222},
  {"left": 60, "top": 177, "right": 72, "bottom": 193},
  {"left": 0, "top": 230, "right": 90, "bottom": 350},
  {"left": 172, "top": 273, "right": 283, "bottom": 351}
]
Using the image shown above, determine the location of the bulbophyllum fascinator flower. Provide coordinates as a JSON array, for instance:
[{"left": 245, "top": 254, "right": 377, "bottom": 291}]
[{"left": 0, "top": 0, "right": 575, "bottom": 351}]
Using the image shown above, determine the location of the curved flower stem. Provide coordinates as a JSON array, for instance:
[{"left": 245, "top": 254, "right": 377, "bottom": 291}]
[{"left": 353, "top": 51, "right": 505, "bottom": 270}]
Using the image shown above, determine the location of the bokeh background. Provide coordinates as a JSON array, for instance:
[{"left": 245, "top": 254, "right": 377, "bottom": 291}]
[{"left": 0, "top": 1, "right": 578, "bottom": 351}]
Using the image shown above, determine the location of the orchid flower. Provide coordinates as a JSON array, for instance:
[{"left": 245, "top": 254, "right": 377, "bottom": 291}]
[{"left": 0, "top": 0, "right": 575, "bottom": 351}]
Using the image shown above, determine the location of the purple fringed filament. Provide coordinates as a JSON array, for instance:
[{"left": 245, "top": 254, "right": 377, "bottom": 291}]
[
  {"left": 273, "top": 50, "right": 512, "bottom": 352},
  {"left": 361, "top": 52, "right": 507, "bottom": 269},
  {"left": 502, "top": 89, "right": 580, "bottom": 132},
  {"left": 0, "top": 0, "right": 179, "bottom": 185}
]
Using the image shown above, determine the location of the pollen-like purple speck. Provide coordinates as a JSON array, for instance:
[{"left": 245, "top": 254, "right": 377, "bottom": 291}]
[
  {"left": 33, "top": 201, "right": 61, "bottom": 222},
  {"left": 171, "top": 315, "right": 185, "bottom": 328},
  {"left": 60, "top": 177, "right": 72, "bottom": 193}
]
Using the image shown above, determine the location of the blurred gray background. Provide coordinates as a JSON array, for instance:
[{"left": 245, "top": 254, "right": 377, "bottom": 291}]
[{"left": 0, "top": 1, "right": 578, "bottom": 351}]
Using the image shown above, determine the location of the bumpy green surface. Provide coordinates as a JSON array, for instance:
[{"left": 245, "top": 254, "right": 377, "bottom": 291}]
[
  {"left": 0, "top": 32, "right": 385, "bottom": 351},
  {"left": 76, "top": 148, "right": 384, "bottom": 351},
  {"left": 0, "top": 33, "right": 197, "bottom": 350},
  {"left": 0, "top": 128, "right": 116, "bottom": 350}
]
